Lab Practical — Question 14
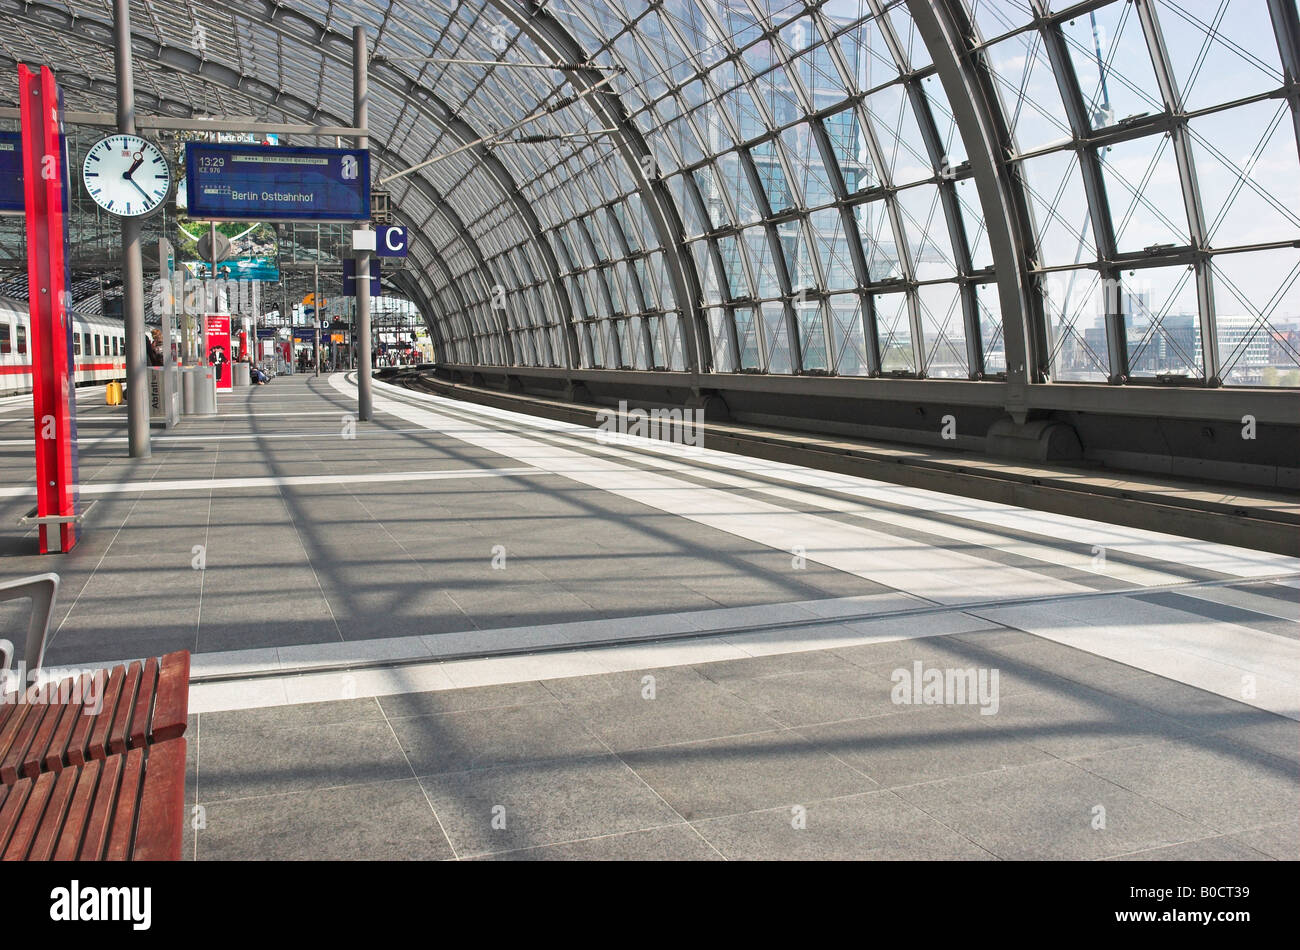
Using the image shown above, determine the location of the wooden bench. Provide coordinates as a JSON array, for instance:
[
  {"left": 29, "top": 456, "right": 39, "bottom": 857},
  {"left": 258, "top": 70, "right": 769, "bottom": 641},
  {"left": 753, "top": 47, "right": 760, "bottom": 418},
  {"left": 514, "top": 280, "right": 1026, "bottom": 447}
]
[
  {"left": 0, "top": 650, "right": 190, "bottom": 783},
  {"left": 0, "top": 738, "right": 186, "bottom": 860},
  {"left": 0, "top": 651, "right": 191, "bottom": 861}
]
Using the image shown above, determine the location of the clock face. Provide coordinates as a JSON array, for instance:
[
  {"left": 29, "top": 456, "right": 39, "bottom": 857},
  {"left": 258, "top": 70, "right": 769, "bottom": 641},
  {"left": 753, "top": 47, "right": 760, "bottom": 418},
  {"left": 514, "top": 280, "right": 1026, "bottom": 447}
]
[{"left": 82, "top": 134, "right": 172, "bottom": 218}]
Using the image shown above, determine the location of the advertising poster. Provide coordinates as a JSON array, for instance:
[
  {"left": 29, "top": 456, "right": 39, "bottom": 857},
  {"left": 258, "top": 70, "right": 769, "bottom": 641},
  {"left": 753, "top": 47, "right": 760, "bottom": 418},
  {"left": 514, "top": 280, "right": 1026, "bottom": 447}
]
[{"left": 205, "top": 315, "right": 232, "bottom": 391}]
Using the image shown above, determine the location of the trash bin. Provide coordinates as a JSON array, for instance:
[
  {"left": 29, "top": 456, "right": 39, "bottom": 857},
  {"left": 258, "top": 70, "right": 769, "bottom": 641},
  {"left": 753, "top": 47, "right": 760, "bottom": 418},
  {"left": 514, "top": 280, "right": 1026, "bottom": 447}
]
[
  {"left": 233, "top": 362, "right": 251, "bottom": 388},
  {"left": 181, "top": 365, "right": 196, "bottom": 414},
  {"left": 105, "top": 381, "right": 123, "bottom": 406},
  {"left": 190, "top": 366, "right": 217, "bottom": 416}
]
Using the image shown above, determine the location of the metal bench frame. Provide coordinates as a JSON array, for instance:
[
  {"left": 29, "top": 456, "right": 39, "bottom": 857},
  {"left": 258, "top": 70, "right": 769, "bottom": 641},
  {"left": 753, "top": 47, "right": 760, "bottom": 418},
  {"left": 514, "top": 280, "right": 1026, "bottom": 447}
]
[{"left": 0, "top": 573, "right": 58, "bottom": 681}]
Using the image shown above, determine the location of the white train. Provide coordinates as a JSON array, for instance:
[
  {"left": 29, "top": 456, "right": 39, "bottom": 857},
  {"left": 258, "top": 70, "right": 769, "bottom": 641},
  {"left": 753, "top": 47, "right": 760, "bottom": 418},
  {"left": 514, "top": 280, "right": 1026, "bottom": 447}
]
[{"left": 0, "top": 296, "right": 127, "bottom": 397}]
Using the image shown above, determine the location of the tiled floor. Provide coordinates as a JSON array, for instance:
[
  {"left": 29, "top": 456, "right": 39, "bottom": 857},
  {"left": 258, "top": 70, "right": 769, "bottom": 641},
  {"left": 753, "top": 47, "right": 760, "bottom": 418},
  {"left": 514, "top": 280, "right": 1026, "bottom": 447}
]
[
  {"left": 3, "top": 374, "right": 1296, "bottom": 860},
  {"left": 182, "top": 629, "right": 1298, "bottom": 861}
]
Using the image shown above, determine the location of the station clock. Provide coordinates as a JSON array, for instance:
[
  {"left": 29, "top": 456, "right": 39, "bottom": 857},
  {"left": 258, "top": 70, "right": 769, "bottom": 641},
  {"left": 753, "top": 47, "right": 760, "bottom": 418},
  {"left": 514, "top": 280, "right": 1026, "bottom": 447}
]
[{"left": 81, "top": 134, "right": 172, "bottom": 218}]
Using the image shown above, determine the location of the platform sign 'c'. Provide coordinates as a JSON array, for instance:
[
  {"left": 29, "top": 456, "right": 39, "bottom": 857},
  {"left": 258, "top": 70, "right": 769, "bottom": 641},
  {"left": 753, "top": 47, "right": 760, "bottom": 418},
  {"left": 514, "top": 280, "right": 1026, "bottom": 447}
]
[{"left": 376, "top": 225, "right": 408, "bottom": 258}]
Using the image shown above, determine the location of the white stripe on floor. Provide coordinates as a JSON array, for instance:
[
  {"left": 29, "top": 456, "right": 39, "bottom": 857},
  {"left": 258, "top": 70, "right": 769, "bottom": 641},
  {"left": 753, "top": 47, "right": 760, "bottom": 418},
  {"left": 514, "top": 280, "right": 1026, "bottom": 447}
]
[{"left": 186, "top": 591, "right": 987, "bottom": 714}]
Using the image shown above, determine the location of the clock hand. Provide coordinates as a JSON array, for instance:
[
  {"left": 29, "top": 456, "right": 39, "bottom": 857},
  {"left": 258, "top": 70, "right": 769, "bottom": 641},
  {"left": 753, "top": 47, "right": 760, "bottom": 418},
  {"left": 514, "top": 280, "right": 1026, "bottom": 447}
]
[
  {"left": 123, "top": 152, "right": 145, "bottom": 181},
  {"left": 128, "top": 178, "right": 152, "bottom": 202}
]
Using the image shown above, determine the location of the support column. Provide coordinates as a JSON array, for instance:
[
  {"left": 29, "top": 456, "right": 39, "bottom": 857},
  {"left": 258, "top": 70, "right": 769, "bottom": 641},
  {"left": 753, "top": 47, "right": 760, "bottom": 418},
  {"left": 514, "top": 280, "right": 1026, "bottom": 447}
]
[
  {"left": 207, "top": 220, "right": 217, "bottom": 359},
  {"left": 114, "top": 0, "right": 149, "bottom": 458},
  {"left": 354, "top": 25, "right": 373, "bottom": 420},
  {"left": 314, "top": 262, "right": 321, "bottom": 377}
]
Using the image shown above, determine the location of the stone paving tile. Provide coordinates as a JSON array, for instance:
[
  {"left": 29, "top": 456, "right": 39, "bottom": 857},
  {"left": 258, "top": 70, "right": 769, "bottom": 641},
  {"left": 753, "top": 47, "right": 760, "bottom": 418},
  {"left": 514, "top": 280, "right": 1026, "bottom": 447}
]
[
  {"left": 692, "top": 790, "right": 994, "bottom": 861},
  {"left": 418, "top": 756, "right": 682, "bottom": 856},
  {"left": 196, "top": 780, "right": 453, "bottom": 861}
]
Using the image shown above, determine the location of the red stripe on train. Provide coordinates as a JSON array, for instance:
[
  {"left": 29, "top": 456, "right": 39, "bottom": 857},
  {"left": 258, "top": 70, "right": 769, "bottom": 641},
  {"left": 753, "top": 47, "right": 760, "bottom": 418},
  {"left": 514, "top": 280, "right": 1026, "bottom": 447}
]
[{"left": 0, "top": 362, "right": 122, "bottom": 374}]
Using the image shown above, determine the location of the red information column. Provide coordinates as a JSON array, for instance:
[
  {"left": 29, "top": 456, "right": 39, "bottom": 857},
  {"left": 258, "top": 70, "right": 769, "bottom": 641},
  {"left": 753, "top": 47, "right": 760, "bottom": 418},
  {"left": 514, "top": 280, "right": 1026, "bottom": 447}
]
[{"left": 20, "top": 65, "right": 79, "bottom": 554}]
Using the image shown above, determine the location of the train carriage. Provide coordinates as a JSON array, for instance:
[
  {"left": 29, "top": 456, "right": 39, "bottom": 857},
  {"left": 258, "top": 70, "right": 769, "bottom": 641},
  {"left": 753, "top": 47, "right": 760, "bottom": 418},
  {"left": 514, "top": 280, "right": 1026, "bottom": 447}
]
[{"left": 0, "top": 296, "right": 128, "bottom": 397}]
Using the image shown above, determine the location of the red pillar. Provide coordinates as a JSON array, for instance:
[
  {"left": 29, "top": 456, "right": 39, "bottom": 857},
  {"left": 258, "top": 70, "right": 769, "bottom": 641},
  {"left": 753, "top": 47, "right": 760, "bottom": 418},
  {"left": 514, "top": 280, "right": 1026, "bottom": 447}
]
[{"left": 20, "top": 65, "right": 79, "bottom": 554}]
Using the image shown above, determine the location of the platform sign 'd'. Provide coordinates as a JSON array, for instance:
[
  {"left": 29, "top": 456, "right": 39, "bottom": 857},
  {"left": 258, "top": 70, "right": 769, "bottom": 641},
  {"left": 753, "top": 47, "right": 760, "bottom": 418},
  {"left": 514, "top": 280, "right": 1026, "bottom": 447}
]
[
  {"left": 186, "top": 143, "right": 370, "bottom": 222},
  {"left": 0, "top": 131, "right": 24, "bottom": 213},
  {"left": 20, "top": 65, "right": 79, "bottom": 554},
  {"left": 205, "top": 316, "right": 232, "bottom": 392}
]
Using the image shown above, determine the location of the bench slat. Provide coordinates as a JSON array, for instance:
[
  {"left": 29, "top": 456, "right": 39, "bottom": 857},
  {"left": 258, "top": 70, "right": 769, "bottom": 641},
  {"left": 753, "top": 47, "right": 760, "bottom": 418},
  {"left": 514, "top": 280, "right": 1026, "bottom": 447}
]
[
  {"left": 2, "top": 769, "right": 55, "bottom": 860},
  {"left": 53, "top": 758, "right": 101, "bottom": 861},
  {"left": 0, "top": 699, "right": 17, "bottom": 738},
  {"left": 130, "top": 658, "right": 159, "bottom": 750},
  {"left": 132, "top": 737, "right": 186, "bottom": 861},
  {"left": 109, "top": 661, "right": 143, "bottom": 756},
  {"left": 66, "top": 671, "right": 106, "bottom": 767},
  {"left": 151, "top": 651, "right": 190, "bottom": 743},
  {"left": 0, "top": 701, "right": 35, "bottom": 770},
  {"left": 78, "top": 753, "right": 122, "bottom": 861},
  {"left": 87, "top": 665, "right": 125, "bottom": 761},
  {"left": 43, "top": 695, "right": 83, "bottom": 772},
  {"left": 1, "top": 692, "right": 52, "bottom": 785},
  {"left": 105, "top": 748, "right": 145, "bottom": 861},
  {"left": 28, "top": 766, "right": 78, "bottom": 861},
  {"left": 0, "top": 780, "right": 24, "bottom": 854},
  {"left": 23, "top": 688, "right": 68, "bottom": 778}
]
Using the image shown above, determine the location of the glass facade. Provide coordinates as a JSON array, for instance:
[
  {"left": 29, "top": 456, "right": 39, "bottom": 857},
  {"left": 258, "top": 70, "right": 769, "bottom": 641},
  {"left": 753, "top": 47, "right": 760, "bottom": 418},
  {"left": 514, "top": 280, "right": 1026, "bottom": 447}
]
[{"left": 3, "top": 0, "right": 1297, "bottom": 386}]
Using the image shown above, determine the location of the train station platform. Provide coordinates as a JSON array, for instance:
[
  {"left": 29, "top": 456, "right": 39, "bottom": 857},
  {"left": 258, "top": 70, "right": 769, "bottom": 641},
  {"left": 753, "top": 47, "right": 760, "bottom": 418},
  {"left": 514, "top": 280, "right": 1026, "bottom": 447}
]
[{"left": 0, "top": 373, "right": 1296, "bottom": 860}]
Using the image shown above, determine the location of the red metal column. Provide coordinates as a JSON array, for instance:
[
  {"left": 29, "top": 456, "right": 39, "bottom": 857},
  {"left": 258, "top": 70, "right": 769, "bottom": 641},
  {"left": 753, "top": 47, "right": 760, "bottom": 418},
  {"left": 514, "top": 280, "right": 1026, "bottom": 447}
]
[{"left": 19, "top": 65, "right": 79, "bottom": 554}]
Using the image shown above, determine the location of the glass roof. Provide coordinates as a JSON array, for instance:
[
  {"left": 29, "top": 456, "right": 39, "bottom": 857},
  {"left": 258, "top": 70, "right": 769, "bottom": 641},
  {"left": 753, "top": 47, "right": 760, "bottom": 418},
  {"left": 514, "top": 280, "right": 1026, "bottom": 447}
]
[{"left": 0, "top": 0, "right": 1296, "bottom": 386}]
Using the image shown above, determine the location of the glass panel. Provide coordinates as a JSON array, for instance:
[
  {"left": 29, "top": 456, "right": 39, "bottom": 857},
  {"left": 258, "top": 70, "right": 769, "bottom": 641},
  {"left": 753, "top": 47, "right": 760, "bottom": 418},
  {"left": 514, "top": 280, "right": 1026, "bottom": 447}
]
[
  {"left": 1042, "top": 268, "right": 1110, "bottom": 382},
  {"left": 779, "top": 223, "right": 815, "bottom": 292},
  {"left": 763, "top": 301, "right": 793, "bottom": 373},
  {"left": 798, "top": 301, "right": 829, "bottom": 372},
  {"left": 1103, "top": 133, "right": 1190, "bottom": 251},
  {"left": 1121, "top": 266, "right": 1203, "bottom": 379},
  {"left": 875, "top": 292, "right": 915, "bottom": 373},
  {"left": 829, "top": 293, "right": 869, "bottom": 376},
  {"left": 811, "top": 207, "right": 858, "bottom": 291},
  {"left": 917, "top": 283, "right": 967, "bottom": 378},
  {"left": 734, "top": 305, "right": 762, "bottom": 370},
  {"left": 1153, "top": 0, "right": 1284, "bottom": 113},
  {"left": 985, "top": 33, "right": 1073, "bottom": 154},
  {"left": 975, "top": 283, "right": 1006, "bottom": 376},
  {"left": 865, "top": 84, "right": 931, "bottom": 187},
  {"left": 1213, "top": 248, "right": 1300, "bottom": 387},
  {"left": 896, "top": 184, "right": 956, "bottom": 280},
  {"left": 1019, "top": 150, "right": 1095, "bottom": 267},
  {"left": 957, "top": 182, "right": 993, "bottom": 271},
  {"left": 823, "top": 105, "right": 879, "bottom": 193},
  {"left": 857, "top": 200, "right": 902, "bottom": 280},
  {"left": 968, "top": 0, "right": 1036, "bottom": 43},
  {"left": 1190, "top": 101, "right": 1300, "bottom": 250},
  {"left": 1061, "top": 2, "right": 1164, "bottom": 129},
  {"left": 744, "top": 225, "right": 783, "bottom": 298},
  {"left": 708, "top": 308, "right": 735, "bottom": 372},
  {"left": 717, "top": 235, "right": 752, "bottom": 297},
  {"left": 751, "top": 140, "right": 794, "bottom": 213},
  {"left": 780, "top": 122, "right": 836, "bottom": 207}
]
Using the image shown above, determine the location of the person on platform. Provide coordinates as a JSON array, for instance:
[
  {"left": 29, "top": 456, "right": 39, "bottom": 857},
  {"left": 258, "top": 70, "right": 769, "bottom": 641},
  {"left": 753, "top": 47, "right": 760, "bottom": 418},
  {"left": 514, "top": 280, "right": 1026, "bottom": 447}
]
[
  {"left": 146, "top": 334, "right": 163, "bottom": 367},
  {"left": 208, "top": 344, "right": 228, "bottom": 384}
]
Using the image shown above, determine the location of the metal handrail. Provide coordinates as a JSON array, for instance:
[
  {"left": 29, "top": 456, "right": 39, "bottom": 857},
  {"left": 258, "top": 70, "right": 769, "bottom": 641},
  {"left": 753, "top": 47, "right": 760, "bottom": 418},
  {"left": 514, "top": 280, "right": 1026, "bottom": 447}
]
[{"left": 0, "top": 573, "right": 59, "bottom": 680}]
